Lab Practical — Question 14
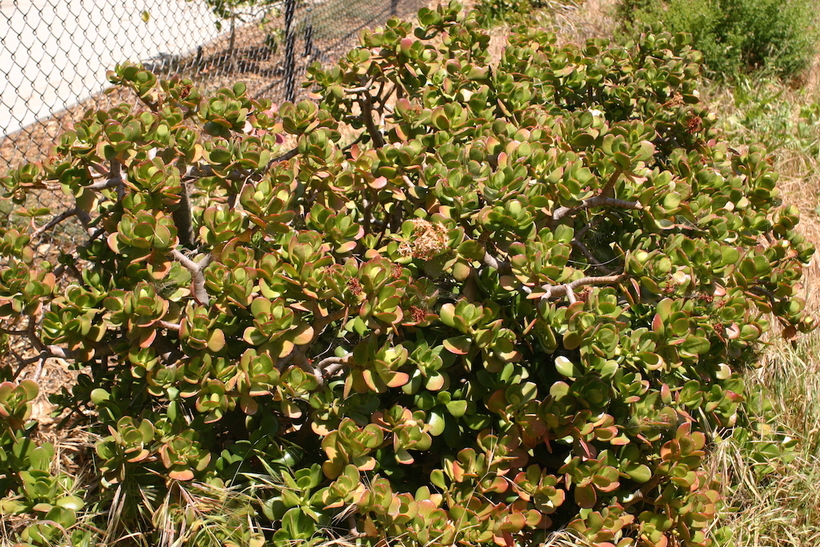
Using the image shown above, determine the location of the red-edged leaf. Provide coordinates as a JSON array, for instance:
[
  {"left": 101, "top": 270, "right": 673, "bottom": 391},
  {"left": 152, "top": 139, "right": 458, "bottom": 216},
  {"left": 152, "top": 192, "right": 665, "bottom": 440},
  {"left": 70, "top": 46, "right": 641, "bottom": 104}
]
[
  {"left": 240, "top": 394, "right": 259, "bottom": 415},
  {"left": 291, "top": 324, "right": 315, "bottom": 345},
  {"left": 396, "top": 448, "right": 414, "bottom": 464},
  {"left": 207, "top": 329, "right": 225, "bottom": 352},
  {"left": 169, "top": 468, "right": 194, "bottom": 481},
  {"left": 139, "top": 329, "right": 157, "bottom": 348},
  {"left": 369, "top": 176, "right": 388, "bottom": 189},
  {"left": 385, "top": 371, "right": 409, "bottom": 388},
  {"left": 574, "top": 483, "right": 596, "bottom": 508},
  {"left": 443, "top": 335, "right": 471, "bottom": 355}
]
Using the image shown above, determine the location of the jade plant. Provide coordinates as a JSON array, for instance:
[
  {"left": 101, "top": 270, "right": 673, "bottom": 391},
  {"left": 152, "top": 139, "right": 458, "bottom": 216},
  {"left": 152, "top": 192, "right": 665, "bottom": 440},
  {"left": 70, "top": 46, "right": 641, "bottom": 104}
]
[
  {"left": 0, "top": 380, "right": 87, "bottom": 545},
  {"left": 0, "top": 3, "right": 813, "bottom": 546}
]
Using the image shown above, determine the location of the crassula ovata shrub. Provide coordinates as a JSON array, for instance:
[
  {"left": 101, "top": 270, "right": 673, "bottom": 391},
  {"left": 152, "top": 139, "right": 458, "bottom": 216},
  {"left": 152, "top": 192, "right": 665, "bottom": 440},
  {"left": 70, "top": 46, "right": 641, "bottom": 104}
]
[{"left": 0, "top": 3, "right": 813, "bottom": 546}]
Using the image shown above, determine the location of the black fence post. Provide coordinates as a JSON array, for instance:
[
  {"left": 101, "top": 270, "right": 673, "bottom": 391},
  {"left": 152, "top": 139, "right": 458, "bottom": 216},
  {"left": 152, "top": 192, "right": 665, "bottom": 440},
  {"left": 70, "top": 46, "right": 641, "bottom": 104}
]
[
  {"left": 283, "top": 0, "right": 297, "bottom": 103},
  {"left": 303, "top": 20, "right": 314, "bottom": 58},
  {"left": 391, "top": 0, "right": 398, "bottom": 16}
]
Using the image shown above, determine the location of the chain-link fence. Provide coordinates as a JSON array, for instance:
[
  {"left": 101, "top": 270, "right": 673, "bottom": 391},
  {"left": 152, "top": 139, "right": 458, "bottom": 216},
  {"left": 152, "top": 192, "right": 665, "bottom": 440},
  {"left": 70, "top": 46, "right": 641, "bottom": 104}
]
[{"left": 0, "top": 0, "right": 429, "bottom": 177}]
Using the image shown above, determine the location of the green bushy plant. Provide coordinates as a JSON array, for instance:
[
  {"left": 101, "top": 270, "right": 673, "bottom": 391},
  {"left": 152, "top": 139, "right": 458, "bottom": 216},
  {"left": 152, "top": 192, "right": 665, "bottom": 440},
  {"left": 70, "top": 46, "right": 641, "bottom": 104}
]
[
  {"left": 0, "top": 380, "right": 91, "bottom": 545},
  {"left": 616, "top": 0, "right": 818, "bottom": 80},
  {"left": 0, "top": 3, "right": 814, "bottom": 546}
]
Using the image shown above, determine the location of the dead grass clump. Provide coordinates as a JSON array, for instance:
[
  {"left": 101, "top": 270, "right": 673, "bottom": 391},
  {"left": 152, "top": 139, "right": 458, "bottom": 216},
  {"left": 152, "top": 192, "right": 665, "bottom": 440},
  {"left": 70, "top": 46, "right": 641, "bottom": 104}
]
[
  {"left": 549, "top": 0, "right": 617, "bottom": 46},
  {"left": 711, "top": 330, "right": 820, "bottom": 546}
]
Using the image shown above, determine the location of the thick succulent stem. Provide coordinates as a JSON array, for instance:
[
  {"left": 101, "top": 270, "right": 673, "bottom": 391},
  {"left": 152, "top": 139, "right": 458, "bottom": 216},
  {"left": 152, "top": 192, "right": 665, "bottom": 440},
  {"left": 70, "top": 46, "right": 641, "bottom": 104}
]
[
  {"left": 171, "top": 249, "right": 212, "bottom": 305},
  {"left": 538, "top": 273, "right": 627, "bottom": 300},
  {"left": 172, "top": 181, "right": 195, "bottom": 249}
]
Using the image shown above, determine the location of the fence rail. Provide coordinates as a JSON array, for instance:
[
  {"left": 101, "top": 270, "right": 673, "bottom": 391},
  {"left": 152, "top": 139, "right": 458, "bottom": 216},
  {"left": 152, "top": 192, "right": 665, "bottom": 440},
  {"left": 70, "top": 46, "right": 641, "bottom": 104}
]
[{"left": 0, "top": 0, "right": 423, "bottom": 175}]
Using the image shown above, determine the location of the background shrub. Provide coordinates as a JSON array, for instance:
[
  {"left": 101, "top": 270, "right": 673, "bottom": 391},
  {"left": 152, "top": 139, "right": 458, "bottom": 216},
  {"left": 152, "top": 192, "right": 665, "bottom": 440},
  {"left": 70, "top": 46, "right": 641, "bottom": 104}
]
[
  {"left": 616, "top": 0, "right": 818, "bottom": 80},
  {"left": 0, "top": 3, "right": 814, "bottom": 546}
]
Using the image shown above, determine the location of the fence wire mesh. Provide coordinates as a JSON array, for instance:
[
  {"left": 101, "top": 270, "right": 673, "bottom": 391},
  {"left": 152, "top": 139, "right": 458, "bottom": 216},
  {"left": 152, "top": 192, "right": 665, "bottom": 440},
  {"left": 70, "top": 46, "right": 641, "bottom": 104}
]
[{"left": 0, "top": 0, "right": 427, "bottom": 175}]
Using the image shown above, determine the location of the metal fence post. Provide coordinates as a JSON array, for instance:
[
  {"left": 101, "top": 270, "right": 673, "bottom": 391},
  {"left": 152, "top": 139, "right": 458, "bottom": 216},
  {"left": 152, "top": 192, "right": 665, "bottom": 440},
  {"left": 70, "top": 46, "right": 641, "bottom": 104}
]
[
  {"left": 303, "top": 7, "right": 314, "bottom": 59},
  {"left": 304, "top": 23, "right": 314, "bottom": 58},
  {"left": 391, "top": 0, "right": 399, "bottom": 16},
  {"left": 283, "top": 0, "right": 297, "bottom": 103}
]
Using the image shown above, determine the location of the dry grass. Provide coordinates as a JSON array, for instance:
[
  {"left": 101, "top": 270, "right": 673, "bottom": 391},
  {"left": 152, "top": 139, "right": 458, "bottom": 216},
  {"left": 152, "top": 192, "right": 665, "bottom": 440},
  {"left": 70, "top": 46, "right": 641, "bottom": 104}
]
[
  {"left": 548, "top": 0, "right": 617, "bottom": 46},
  {"left": 474, "top": 0, "right": 618, "bottom": 66},
  {"left": 711, "top": 332, "right": 820, "bottom": 546}
]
